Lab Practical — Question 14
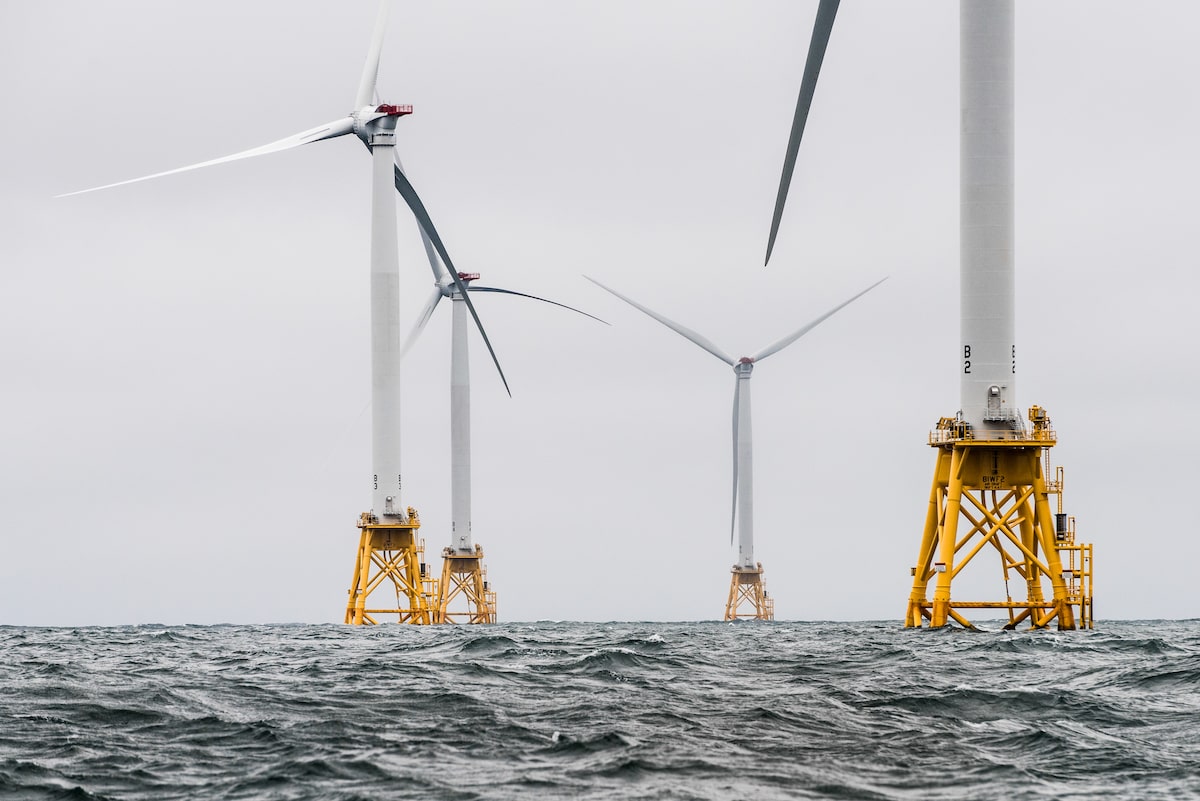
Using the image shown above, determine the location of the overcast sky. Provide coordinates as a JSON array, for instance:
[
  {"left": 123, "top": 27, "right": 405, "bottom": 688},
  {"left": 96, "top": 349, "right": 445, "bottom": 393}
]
[{"left": 2, "top": 1, "right": 1197, "bottom": 625}]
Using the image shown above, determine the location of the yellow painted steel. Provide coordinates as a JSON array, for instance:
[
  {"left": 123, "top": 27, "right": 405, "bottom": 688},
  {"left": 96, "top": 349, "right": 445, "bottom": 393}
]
[
  {"left": 434, "top": 545, "right": 498, "bottom": 624},
  {"left": 345, "top": 509, "right": 435, "bottom": 625},
  {"left": 905, "top": 407, "right": 1095, "bottom": 630},
  {"left": 724, "top": 563, "right": 774, "bottom": 621}
]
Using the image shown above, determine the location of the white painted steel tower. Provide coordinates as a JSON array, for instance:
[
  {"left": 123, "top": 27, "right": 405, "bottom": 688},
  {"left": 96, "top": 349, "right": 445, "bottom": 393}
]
[
  {"left": 369, "top": 112, "right": 405, "bottom": 519},
  {"left": 450, "top": 290, "right": 473, "bottom": 551},
  {"left": 960, "top": 0, "right": 1017, "bottom": 433},
  {"left": 734, "top": 360, "right": 755, "bottom": 569}
]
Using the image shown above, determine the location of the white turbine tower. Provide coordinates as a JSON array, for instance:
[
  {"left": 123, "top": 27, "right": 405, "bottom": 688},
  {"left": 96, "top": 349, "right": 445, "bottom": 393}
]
[
  {"left": 588, "top": 276, "right": 885, "bottom": 620},
  {"left": 58, "top": 0, "right": 503, "bottom": 625},
  {"left": 401, "top": 243, "right": 605, "bottom": 623}
]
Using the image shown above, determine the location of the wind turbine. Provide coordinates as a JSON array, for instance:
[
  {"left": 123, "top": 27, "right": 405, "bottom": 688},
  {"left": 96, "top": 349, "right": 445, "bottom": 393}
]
[
  {"left": 401, "top": 239, "right": 606, "bottom": 624},
  {"left": 58, "top": 0, "right": 499, "bottom": 625},
  {"left": 587, "top": 276, "right": 885, "bottom": 620},
  {"left": 904, "top": 1, "right": 1092, "bottom": 630},
  {"left": 765, "top": 0, "right": 840, "bottom": 266}
]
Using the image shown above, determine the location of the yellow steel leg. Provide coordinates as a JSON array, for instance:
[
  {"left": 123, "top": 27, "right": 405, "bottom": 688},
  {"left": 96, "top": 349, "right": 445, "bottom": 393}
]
[
  {"left": 931, "top": 446, "right": 967, "bottom": 628},
  {"left": 345, "top": 529, "right": 370, "bottom": 625},
  {"left": 907, "top": 447, "right": 951, "bottom": 627},
  {"left": 1016, "top": 497, "right": 1045, "bottom": 622},
  {"left": 1018, "top": 498, "right": 1040, "bottom": 589},
  {"left": 723, "top": 573, "right": 739, "bottom": 621},
  {"left": 1032, "top": 474, "right": 1075, "bottom": 630}
]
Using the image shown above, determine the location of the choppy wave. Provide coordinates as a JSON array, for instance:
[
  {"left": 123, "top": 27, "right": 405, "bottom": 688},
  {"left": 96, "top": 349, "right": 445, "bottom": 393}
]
[{"left": 1, "top": 621, "right": 1198, "bottom": 800}]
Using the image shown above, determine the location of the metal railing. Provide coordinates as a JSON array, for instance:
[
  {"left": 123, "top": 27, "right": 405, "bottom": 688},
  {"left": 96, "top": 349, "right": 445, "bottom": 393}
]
[{"left": 929, "top": 426, "right": 1056, "bottom": 445}]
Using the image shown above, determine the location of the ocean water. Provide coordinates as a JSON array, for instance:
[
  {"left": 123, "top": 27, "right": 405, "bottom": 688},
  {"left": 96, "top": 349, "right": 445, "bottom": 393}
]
[{"left": 1, "top": 621, "right": 1197, "bottom": 800}]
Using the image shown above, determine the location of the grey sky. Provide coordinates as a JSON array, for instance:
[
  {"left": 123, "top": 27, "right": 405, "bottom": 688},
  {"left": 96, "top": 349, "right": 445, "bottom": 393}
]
[{"left": 1, "top": 1, "right": 1197, "bottom": 624}]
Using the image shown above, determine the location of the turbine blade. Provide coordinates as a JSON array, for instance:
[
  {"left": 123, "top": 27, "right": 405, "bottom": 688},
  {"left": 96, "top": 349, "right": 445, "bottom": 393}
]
[
  {"left": 751, "top": 276, "right": 887, "bottom": 363},
  {"left": 584, "top": 276, "right": 735, "bottom": 366},
  {"left": 731, "top": 377, "right": 741, "bottom": 546},
  {"left": 401, "top": 287, "right": 444, "bottom": 359},
  {"left": 469, "top": 287, "right": 610, "bottom": 325},
  {"left": 393, "top": 164, "right": 511, "bottom": 396},
  {"left": 394, "top": 150, "right": 446, "bottom": 283},
  {"left": 57, "top": 117, "right": 356, "bottom": 198},
  {"left": 765, "top": 0, "right": 840, "bottom": 265},
  {"left": 355, "top": 0, "right": 392, "bottom": 109}
]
